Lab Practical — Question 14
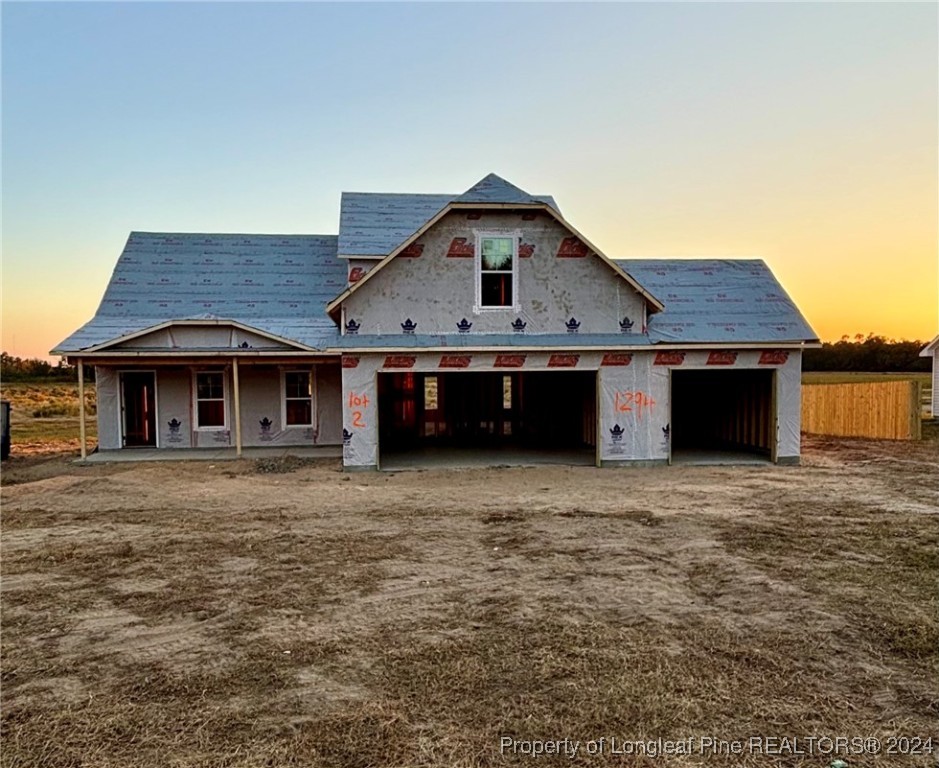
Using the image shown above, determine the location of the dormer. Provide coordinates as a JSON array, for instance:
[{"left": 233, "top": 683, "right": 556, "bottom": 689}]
[{"left": 328, "top": 174, "right": 662, "bottom": 337}]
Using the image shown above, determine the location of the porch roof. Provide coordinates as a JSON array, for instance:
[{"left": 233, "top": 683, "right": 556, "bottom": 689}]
[{"left": 53, "top": 233, "right": 345, "bottom": 354}]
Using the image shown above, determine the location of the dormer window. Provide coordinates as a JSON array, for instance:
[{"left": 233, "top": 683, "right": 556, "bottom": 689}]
[{"left": 477, "top": 233, "right": 518, "bottom": 309}]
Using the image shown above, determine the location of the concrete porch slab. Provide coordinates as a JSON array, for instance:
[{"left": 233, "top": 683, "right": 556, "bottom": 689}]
[
  {"left": 79, "top": 446, "right": 342, "bottom": 463},
  {"left": 669, "top": 449, "right": 772, "bottom": 466},
  {"left": 379, "top": 446, "right": 596, "bottom": 472}
]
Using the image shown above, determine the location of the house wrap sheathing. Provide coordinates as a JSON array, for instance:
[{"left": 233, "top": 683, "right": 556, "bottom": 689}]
[{"left": 54, "top": 174, "right": 817, "bottom": 468}]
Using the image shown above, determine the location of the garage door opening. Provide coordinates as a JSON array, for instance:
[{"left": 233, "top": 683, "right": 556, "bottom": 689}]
[
  {"left": 378, "top": 371, "right": 597, "bottom": 469},
  {"left": 671, "top": 369, "right": 775, "bottom": 464}
]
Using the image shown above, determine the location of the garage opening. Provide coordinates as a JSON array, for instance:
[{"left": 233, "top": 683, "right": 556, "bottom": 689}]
[
  {"left": 671, "top": 369, "right": 775, "bottom": 464},
  {"left": 378, "top": 371, "right": 596, "bottom": 469}
]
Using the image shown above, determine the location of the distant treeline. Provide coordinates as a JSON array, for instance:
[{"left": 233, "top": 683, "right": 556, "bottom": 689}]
[
  {"left": 802, "top": 335, "right": 931, "bottom": 372},
  {"left": 0, "top": 352, "right": 96, "bottom": 382}
]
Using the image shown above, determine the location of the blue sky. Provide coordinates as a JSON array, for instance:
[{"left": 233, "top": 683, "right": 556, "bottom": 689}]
[{"left": 2, "top": 2, "right": 937, "bottom": 358}]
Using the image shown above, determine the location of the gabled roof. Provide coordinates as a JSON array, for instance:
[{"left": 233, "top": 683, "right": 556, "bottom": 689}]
[
  {"left": 621, "top": 259, "right": 818, "bottom": 343},
  {"left": 52, "top": 232, "right": 346, "bottom": 353},
  {"left": 70, "top": 318, "right": 317, "bottom": 354},
  {"left": 328, "top": 175, "right": 664, "bottom": 318},
  {"left": 454, "top": 173, "right": 545, "bottom": 205},
  {"left": 337, "top": 175, "right": 559, "bottom": 259},
  {"left": 53, "top": 178, "right": 820, "bottom": 356}
]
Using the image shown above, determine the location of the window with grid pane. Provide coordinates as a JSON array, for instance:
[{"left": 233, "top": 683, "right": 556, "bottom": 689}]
[
  {"left": 195, "top": 372, "right": 226, "bottom": 428},
  {"left": 284, "top": 371, "right": 313, "bottom": 427},
  {"left": 479, "top": 236, "right": 516, "bottom": 308}
]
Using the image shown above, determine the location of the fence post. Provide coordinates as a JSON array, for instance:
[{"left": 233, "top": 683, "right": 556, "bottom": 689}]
[{"left": 911, "top": 380, "right": 922, "bottom": 440}]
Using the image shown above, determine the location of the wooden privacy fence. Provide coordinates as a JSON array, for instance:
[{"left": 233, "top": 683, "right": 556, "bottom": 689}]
[{"left": 802, "top": 380, "right": 922, "bottom": 440}]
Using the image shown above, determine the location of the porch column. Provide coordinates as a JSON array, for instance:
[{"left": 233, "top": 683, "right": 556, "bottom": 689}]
[
  {"left": 77, "top": 358, "right": 87, "bottom": 460},
  {"left": 232, "top": 357, "right": 243, "bottom": 456}
]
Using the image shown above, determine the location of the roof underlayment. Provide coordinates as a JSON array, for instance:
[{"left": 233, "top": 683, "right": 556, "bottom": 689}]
[
  {"left": 53, "top": 176, "right": 818, "bottom": 354},
  {"left": 338, "top": 175, "right": 559, "bottom": 258},
  {"left": 53, "top": 233, "right": 346, "bottom": 353},
  {"left": 622, "top": 260, "right": 817, "bottom": 344}
]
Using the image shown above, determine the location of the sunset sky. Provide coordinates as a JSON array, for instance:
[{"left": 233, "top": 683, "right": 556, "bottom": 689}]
[{"left": 2, "top": 2, "right": 937, "bottom": 361}]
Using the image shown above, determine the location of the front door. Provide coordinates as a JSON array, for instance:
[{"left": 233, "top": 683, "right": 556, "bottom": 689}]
[{"left": 121, "top": 372, "right": 157, "bottom": 447}]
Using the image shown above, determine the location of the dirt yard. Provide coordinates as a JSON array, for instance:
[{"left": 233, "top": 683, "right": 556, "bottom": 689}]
[{"left": 2, "top": 437, "right": 937, "bottom": 767}]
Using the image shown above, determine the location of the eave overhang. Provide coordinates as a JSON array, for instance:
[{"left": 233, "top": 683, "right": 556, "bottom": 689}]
[{"left": 52, "top": 318, "right": 320, "bottom": 356}]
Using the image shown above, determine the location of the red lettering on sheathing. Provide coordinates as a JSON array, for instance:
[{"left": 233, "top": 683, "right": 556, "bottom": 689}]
[
  {"left": 518, "top": 243, "right": 535, "bottom": 258},
  {"left": 654, "top": 351, "right": 686, "bottom": 366},
  {"left": 548, "top": 354, "right": 580, "bottom": 368},
  {"left": 521, "top": 212, "right": 537, "bottom": 221},
  {"left": 707, "top": 351, "right": 737, "bottom": 366},
  {"left": 759, "top": 350, "right": 789, "bottom": 365},
  {"left": 557, "top": 236, "right": 588, "bottom": 258},
  {"left": 384, "top": 355, "right": 416, "bottom": 368},
  {"left": 440, "top": 355, "right": 471, "bottom": 368},
  {"left": 494, "top": 354, "right": 526, "bottom": 368},
  {"left": 348, "top": 266, "right": 366, "bottom": 283},
  {"left": 399, "top": 243, "right": 424, "bottom": 258},
  {"left": 466, "top": 212, "right": 482, "bottom": 220},
  {"left": 446, "top": 237, "right": 474, "bottom": 258},
  {"left": 341, "top": 356, "right": 359, "bottom": 369},
  {"left": 601, "top": 353, "right": 633, "bottom": 366}
]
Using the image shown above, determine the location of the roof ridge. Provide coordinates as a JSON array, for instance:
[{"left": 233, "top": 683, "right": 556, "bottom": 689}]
[
  {"left": 341, "top": 191, "right": 454, "bottom": 198},
  {"left": 455, "top": 173, "right": 540, "bottom": 205},
  {"left": 129, "top": 231, "right": 337, "bottom": 238}
]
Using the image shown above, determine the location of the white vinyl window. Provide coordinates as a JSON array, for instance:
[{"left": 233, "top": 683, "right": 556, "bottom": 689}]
[
  {"left": 283, "top": 370, "right": 314, "bottom": 427},
  {"left": 194, "top": 371, "right": 227, "bottom": 429},
  {"left": 476, "top": 233, "right": 518, "bottom": 310}
]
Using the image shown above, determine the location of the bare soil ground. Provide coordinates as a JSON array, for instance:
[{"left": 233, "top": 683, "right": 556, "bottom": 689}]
[{"left": 2, "top": 437, "right": 937, "bottom": 767}]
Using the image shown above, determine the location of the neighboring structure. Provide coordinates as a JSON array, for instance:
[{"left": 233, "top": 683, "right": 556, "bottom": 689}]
[
  {"left": 920, "top": 335, "right": 939, "bottom": 417},
  {"left": 53, "top": 174, "right": 819, "bottom": 468}
]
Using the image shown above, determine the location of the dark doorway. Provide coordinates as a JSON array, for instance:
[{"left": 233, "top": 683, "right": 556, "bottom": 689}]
[
  {"left": 514, "top": 372, "right": 597, "bottom": 449},
  {"left": 671, "top": 369, "right": 774, "bottom": 462},
  {"left": 378, "top": 371, "right": 596, "bottom": 466},
  {"left": 121, "top": 371, "right": 157, "bottom": 447}
]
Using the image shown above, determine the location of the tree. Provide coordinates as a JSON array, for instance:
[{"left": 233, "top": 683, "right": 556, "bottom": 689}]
[
  {"left": 802, "top": 335, "right": 930, "bottom": 372},
  {"left": 0, "top": 353, "right": 92, "bottom": 381}
]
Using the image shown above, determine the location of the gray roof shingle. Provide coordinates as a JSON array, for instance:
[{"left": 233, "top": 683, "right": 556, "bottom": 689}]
[
  {"left": 52, "top": 181, "right": 818, "bottom": 354},
  {"left": 338, "top": 178, "right": 560, "bottom": 258},
  {"left": 53, "top": 233, "right": 345, "bottom": 352},
  {"left": 622, "top": 259, "right": 818, "bottom": 343},
  {"left": 454, "top": 173, "right": 545, "bottom": 206}
]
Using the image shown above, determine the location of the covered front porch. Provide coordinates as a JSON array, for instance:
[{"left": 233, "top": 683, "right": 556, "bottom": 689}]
[{"left": 70, "top": 352, "right": 343, "bottom": 459}]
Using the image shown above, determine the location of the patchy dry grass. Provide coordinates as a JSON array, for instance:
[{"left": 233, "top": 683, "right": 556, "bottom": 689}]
[
  {"left": 2, "top": 437, "right": 937, "bottom": 767},
  {"left": 1, "top": 382, "right": 97, "bottom": 455}
]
